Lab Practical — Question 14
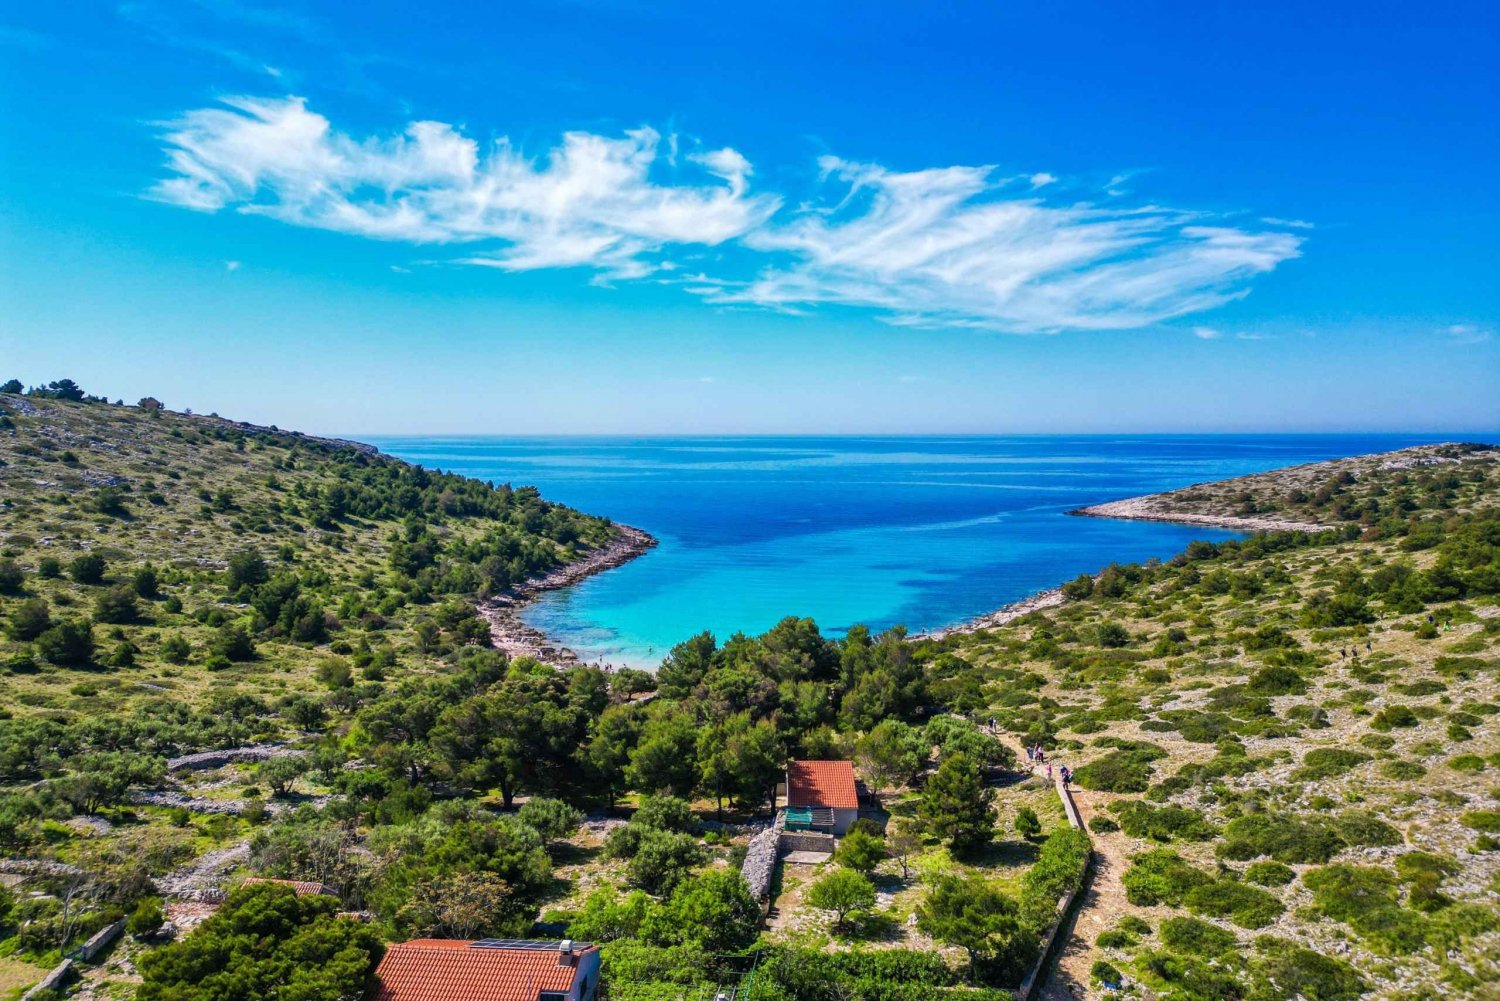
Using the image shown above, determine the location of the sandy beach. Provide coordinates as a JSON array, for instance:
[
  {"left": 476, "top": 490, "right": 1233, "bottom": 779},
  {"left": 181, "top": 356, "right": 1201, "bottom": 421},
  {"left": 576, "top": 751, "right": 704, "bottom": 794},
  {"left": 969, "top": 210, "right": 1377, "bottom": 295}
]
[{"left": 479, "top": 524, "right": 657, "bottom": 665}]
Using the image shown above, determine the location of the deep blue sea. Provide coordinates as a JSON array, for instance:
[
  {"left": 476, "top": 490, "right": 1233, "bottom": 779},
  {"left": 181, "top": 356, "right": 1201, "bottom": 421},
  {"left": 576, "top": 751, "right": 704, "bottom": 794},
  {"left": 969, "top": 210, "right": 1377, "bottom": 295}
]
[{"left": 365, "top": 434, "right": 1452, "bottom": 667}]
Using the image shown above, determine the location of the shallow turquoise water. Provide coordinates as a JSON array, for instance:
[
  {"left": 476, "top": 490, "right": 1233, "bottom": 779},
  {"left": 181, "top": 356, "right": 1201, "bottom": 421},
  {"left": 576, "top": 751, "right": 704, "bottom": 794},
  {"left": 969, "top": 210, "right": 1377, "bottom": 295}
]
[{"left": 367, "top": 434, "right": 1449, "bottom": 667}]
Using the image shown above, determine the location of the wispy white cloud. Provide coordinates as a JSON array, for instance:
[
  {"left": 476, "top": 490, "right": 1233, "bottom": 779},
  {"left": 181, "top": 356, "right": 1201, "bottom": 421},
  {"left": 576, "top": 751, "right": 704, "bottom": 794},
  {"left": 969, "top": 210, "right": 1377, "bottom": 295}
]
[
  {"left": 703, "top": 157, "right": 1302, "bottom": 331},
  {"left": 1447, "top": 323, "right": 1494, "bottom": 346},
  {"left": 1192, "top": 326, "right": 1222, "bottom": 339},
  {"left": 150, "top": 96, "right": 1304, "bottom": 332},
  {"left": 224, "top": 259, "right": 241, "bottom": 271},
  {"left": 151, "top": 96, "right": 778, "bottom": 279}
]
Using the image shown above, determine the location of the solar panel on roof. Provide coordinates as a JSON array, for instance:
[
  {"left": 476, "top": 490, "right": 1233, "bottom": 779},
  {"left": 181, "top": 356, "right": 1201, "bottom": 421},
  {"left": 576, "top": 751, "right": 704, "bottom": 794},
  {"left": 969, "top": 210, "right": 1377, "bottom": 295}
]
[{"left": 469, "top": 939, "right": 594, "bottom": 951}]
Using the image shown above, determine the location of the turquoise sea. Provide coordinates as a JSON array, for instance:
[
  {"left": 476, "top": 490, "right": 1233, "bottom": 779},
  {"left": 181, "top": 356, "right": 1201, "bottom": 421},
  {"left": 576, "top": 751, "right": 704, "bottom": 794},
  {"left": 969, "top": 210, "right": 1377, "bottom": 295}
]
[{"left": 366, "top": 434, "right": 1452, "bottom": 667}]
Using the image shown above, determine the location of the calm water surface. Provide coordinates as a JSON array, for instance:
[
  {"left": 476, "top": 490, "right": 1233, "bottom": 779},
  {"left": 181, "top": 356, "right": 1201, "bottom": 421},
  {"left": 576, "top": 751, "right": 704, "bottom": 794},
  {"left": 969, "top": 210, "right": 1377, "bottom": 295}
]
[{"left": 365, "top": 434, "right": 1450, "bottom": 667}]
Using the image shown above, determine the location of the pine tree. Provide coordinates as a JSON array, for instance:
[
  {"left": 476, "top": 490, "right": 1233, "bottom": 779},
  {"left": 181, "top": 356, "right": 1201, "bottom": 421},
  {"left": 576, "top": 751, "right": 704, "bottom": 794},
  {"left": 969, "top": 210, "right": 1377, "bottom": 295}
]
[{"left": 919, "top": 751, "right": 995, "bottom": 853}]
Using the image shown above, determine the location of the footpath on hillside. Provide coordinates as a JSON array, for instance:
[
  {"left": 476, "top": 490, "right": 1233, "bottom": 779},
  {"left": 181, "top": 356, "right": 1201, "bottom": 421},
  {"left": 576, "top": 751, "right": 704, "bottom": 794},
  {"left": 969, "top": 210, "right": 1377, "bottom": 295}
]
[{"left": 993, "top": 732, "right": 1127, "bottom": 1001}]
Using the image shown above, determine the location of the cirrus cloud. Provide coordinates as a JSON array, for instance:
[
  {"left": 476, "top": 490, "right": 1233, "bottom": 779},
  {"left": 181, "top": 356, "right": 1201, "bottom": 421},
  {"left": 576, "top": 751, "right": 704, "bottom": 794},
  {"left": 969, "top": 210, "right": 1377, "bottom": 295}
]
[{"left": 150, "top": 95, "right": 1304, "bottom": 331}]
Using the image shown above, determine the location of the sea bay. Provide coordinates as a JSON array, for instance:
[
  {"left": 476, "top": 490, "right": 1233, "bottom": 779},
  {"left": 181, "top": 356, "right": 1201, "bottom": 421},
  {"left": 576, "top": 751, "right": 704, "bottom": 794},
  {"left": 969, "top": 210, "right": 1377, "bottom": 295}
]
[{"left": 368, "top": 433, "right": 1452, "bottom": 667}]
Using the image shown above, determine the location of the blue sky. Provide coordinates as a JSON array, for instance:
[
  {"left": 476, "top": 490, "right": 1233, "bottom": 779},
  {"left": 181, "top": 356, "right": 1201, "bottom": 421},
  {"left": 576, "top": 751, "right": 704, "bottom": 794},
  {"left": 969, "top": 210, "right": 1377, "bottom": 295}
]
[{"left": 1, "top": 0, "right": 1496, "bottom": 435}]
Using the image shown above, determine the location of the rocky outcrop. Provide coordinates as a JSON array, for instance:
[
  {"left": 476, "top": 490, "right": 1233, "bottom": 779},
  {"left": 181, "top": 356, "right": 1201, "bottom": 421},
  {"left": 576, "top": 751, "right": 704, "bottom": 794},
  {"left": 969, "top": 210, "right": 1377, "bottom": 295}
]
[{"left": 166, "top": 744, "right": 305, "bottom": 772}]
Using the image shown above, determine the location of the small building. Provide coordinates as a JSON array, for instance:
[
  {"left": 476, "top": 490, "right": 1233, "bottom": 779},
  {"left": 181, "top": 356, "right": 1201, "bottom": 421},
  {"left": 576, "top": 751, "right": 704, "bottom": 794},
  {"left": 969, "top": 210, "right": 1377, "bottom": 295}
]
[
  {"left": 239, "top": 877, "right": 338, "bottom": 899},
  {"left": 369, "top": 939, "right": 600, "bottom": 1001},
  {"left": 784, "top": 759, "right": 859, "bottom": 835}
]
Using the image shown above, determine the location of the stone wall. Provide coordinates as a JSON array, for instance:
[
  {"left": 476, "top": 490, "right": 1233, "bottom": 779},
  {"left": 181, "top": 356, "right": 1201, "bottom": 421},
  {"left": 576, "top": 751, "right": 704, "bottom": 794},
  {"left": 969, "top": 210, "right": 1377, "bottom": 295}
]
[
  {"left": 777, "top": 831, "right": 837, "bottom": 854},
  {"left": 740, "top": 825, "right": 780, "bottom": 905},
  {"left": 21, "top": 959, "right": 73, "bottom": 1001}
]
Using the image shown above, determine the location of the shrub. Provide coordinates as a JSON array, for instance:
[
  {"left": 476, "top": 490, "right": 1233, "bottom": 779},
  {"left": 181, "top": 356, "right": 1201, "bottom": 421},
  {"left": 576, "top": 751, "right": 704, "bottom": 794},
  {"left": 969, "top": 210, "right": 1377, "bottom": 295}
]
[
  {"left": 1380, "top": 759, "right": 1427, "bottom": 780},
  {"left": 37, "top": 618, "right": 95, "bottom": 666},
  {"left": 1325, "top": 811, "right": 1401, "bottom": 849},
  {"left": 1291, "top": 748, "right": 1370, "bottom": 781},
  {"left": 1074, "top": 747, "right": 1163, "bottom": 793},
  {"left": 1217, "top": 814, "right": 1341, "bottom": 864},
  {"left": 6, "top": 597, "right": 52, "bottom": 640},
  {"left": 1370, "top": 705, "right": 1420, "bottom": 731},
  {"left": 1448, "top": 754, "right": 1487, "bottom": 773},
  {"left": 1249, "top": 937, "right": 1365, "bottom": 1001},
  {"left": 127, "top": 896, "right": 166, "bottom": 938},
  {"left": 1113, "top": 801, "right": 1216, "bottom": 842},
  {"left": 834, "top": 829, "right": 886, "bottom": 874},
  {"left": 1245, "top": 665, "right": 1307, "bottom": 696},
  {"left": 517, "top": 798, "right": 584, "bottom": 843},
  {"left": 1122, "top": 849, "right": 1212, "bottom": 907},
  {"left": 1159, "top": 916, "right": 1237, "bottom": 956},
  {"left": 1460, "top": 809, "right": 1500, "bottom": 833},
  {"left": 1014, "top": 806, "right": 1042, "bottom": 840},
  {"left": 137, "top": 883, "right": 382, "bottom": 1000},
  {"left": 1087, "top": 815, "right": 1119, "bottom": 834},
  {"left": 1184, "top": 879, "right": 1284, "bottom": 928},
  {"left": 1244, "top": 860, "right": 1295, "bottom": 886},
  {"left": 69, "top": 553, "right": 107, "bottom": 584}
]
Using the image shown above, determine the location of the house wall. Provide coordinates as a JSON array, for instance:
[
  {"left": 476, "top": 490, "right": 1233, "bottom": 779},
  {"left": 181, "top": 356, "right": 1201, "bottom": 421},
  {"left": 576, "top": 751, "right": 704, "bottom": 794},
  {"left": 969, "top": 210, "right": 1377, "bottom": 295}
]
[
  {"left": 570, "top": 950, "right": 602, "bottom": 1001},
  {"left": 831, "top": 808, "right": 858, "bottom": 835}
]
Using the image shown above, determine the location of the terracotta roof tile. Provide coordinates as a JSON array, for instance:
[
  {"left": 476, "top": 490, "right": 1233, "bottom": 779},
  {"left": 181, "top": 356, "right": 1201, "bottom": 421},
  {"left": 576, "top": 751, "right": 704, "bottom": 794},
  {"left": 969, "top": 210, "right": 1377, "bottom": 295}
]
[
  {"left": 369, "top": 940, "right": 595, "bottom": 1001},
  {"left": 786, "top": 759, "right": 859, "bottom": 809},
  {"left": 240, "top": 877, "right": 336, "bottom": 897}
]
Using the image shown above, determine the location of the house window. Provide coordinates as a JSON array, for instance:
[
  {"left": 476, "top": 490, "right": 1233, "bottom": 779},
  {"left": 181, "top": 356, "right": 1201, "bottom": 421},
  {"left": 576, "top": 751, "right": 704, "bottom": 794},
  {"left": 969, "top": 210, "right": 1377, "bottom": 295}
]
[{"left": 539, "top": 993, "right": 567, "bottom": 1001}]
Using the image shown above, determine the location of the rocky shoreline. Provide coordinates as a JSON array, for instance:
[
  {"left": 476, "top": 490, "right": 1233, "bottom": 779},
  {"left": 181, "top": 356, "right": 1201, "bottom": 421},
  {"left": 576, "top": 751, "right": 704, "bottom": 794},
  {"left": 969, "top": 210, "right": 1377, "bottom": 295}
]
[
  {"left": 925, "top": 587, "right": 1068, "bottom": 639},
  {"left": 479, "top": 524, "right": 657, "bottom": 665},
  {"left": 1067, "top": 496, "right": 1326, "bottom": 534}
]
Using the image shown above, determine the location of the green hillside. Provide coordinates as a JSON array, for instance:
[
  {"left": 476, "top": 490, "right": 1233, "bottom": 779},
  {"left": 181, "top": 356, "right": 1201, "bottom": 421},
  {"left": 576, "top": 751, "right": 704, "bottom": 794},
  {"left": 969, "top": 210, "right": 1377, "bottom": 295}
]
[
  {"left": 951, "top": 444, "right": 1500, "bottom": 998},
  {"left": 0, "top": 388, "right": 618, "bottom": 725},
  {"left": 2, "top": 389, "right": 1497, "bottom": 1001}
]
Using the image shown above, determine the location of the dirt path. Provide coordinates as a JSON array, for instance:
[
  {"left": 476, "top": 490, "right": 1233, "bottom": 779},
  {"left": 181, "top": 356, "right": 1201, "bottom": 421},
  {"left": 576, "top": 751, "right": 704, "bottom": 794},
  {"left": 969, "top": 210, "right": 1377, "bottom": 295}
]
[
  {"left": 1037, "top": 784, "right": 1133, "bottom": 1001},
  {"left": 991, "top": 733, "right": 1131, "bottom": 1001}
]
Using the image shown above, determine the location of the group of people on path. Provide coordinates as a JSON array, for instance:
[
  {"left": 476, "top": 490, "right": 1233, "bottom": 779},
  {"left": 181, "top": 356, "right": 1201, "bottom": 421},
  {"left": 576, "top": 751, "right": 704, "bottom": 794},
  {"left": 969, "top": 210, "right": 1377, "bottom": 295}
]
[
  {"left": 1024, "top": 743, "right": 1071, "bottom": 786},
  {"left": 980, "top": 716, "right": 1073, "bottom": 786}
]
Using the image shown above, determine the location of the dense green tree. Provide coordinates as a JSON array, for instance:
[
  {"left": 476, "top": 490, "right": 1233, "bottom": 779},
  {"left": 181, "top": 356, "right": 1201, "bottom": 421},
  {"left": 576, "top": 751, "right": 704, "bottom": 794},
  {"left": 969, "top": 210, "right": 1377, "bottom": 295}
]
[
  {"left": 0, "top": 559, "right": 23, "bottom": 594},
  {"left": 132, "top": 564, "right": 161, "bottom": 599},
  {"left": 627, "top": 710, "right": 699, "bottom": 797},
  {"left": 919, "top": 752, "right": 996, "bottom": 853},
  {"left": 917, "top": 875, "right": 1038, "bottom": 985},
  {"left": 625, "top": 829, "right": 705, "bottom": 896},
  {"left": 581, "top": 703, "right": 642, "bottom": 809},
  {"left": 6, "top": 597, "right": 51, "bottom": 640},
  {"left": 855, "top": 719, "right": 926, "bottom": 792},
  {"left": 212, "top": 624, "right": 257, "bottom": 662},
  {"left": 137, "top": 882, "right": 383, "bottom": 1001},
  {"left": 806, "top": 868, "right": 876, "bottom": 933},
  {"left": 646, "top": 869, "right": 761, "bottom": 953},
  {"left": 37, "top": 618, "right": 95, "bottom": 666},
  {"left": 227, "top": 549, "right": 270, "bottom": 592},
  {"left": 656, "top": 631, "right": 717, "bottom": 699},
  {"left": 697, "top": 712, "right": 785, "bottom": 814},
  {"left": 93, "top": 585, "right": 142, "bottom": 624},
  {"left": 68, "top": 553, "right": 106, "bottom": 585},
  {"left": 0, "top": 379, "right": 22, "bottom": 394},
  {"left": 835, "top": 829, "right": 886, "bottom": 874}
]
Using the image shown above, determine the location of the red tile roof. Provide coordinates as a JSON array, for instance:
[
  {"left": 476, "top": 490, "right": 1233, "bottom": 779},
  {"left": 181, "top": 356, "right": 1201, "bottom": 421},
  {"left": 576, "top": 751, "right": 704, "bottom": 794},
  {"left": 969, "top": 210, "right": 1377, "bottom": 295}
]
[
  {"left": 240, "top": 877, "right": 336, "bottom": 897},
  {"left": 369, "top": 940, "right": 595, "bottom": 1001},
  {"left": 786, "top": 759, "right": 859, "bottom": 809}
]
